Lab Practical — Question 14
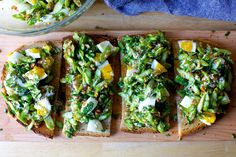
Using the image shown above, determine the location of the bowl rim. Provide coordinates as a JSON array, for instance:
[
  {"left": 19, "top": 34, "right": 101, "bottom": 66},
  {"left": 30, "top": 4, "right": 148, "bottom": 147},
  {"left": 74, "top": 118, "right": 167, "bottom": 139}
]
[{"left": 0, "top": 0, "right": 95, "bottom": 36}]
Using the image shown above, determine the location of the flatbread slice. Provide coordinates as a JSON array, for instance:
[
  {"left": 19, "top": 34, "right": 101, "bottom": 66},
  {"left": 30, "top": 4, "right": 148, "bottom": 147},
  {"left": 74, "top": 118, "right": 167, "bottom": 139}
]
[
  {"left": 1, "top": 41, "right": 62, "bottom": 138},
  {"left": 173, "top": 39, "right": 233, "bottom": 138},
  {"left": 62, "top": 33, "right": 117, "bottom": 137},
  {"left": 118, "top": 32, "right": 172, "bottom": 133}
]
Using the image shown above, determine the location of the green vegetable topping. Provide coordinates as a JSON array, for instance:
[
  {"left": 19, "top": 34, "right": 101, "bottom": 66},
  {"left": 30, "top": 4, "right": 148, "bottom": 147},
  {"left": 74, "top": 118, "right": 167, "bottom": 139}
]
[
  {"left": 2, "top": 42, "right": 60, "bottom": 130},
  {"left": 55, "top": 120, "right": 63, "bottom": 129},
  {"left": 61, "top": 33, "right": 119, "bottom": 138},
  {"left": 118, "top": 32, "right": 173, "bottom": 132},
  {"left": 232, "top": 133, "right": 236, "bottom": 139},
  {"left": 176, "top": 41, "right": 233, "bottom": 124}
]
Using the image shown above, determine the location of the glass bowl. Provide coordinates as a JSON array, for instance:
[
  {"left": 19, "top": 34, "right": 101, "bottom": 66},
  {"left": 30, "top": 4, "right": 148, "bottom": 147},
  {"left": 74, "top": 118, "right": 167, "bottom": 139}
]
[{"left": 0, "top": 0, "right": 95, "bottom": 36}]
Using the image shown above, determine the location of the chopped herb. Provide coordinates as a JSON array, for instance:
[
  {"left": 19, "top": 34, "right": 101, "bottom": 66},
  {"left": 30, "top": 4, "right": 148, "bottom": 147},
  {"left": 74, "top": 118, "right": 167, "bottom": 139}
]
[
  {"left": 0, "top": 128, "right": 3, "bottom": 131},
  {"left": 232, "top": 133, "right": 236, "bottom": 139},
  {"left": 225, "top": 31, "right": 231, "bottom": 37},
  {"left": 55, "top": 120, "right": 63, "bottom": 129},
  {"left": 165, "top": 133, "right": 171, "bottom": 136}
]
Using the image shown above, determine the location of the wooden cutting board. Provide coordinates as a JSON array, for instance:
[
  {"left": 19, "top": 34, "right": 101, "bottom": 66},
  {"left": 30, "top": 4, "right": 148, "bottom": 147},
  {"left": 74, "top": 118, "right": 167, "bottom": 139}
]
[{"left": 0, "top": 30, "right": 236, "bottom": 142}]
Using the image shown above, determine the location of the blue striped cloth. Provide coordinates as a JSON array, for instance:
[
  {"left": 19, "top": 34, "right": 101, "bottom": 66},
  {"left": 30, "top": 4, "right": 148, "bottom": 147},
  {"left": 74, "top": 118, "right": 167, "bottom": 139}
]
[{"left": 104, "top": 0, "right": 236, "bottom": 22}]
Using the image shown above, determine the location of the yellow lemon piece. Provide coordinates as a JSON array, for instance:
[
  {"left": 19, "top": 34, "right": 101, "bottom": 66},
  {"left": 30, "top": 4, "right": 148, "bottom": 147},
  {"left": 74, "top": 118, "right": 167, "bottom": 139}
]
[
  {"left": 178, "top": 40, "right": 196, "bottom": 52},
  {"left": 99, "top": 60, "right": 114, "bottom": 81},
  {"left": 199, "top": 112, "right": 216, "bottom": 126},
  {"left": 151, "top": 59, "right": 167, "bottom": 75}
]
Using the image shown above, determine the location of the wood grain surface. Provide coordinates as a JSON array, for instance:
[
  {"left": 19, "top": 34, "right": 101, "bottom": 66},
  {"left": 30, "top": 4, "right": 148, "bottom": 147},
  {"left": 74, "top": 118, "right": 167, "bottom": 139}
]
[
  {"left": 0, "top": 141, "right": 236, "bottom": 157},
  {"left": 0, "top": 30, "right": 236, "bottom": 142}
]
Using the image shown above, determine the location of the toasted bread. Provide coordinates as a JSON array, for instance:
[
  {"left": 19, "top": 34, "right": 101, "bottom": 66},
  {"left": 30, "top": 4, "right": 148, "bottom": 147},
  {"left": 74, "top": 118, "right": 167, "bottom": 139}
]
[
  {"left": 118, "top": 33, "right": 171, "bottom": 133},
  {"left": 120, "top": 58, "right": 164, "bottom": 133},
  {"left": 173, "top": 39, "right": 222, "bottom": 139},
  {"left": 62, "top": 34, "right": 117, "bottom": 137},
  {"left": 177, "top": 106, "right": 206, "bottom": 138},
  {"left": 1, "top": 41, "right": 62, "bottom": 138}
]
